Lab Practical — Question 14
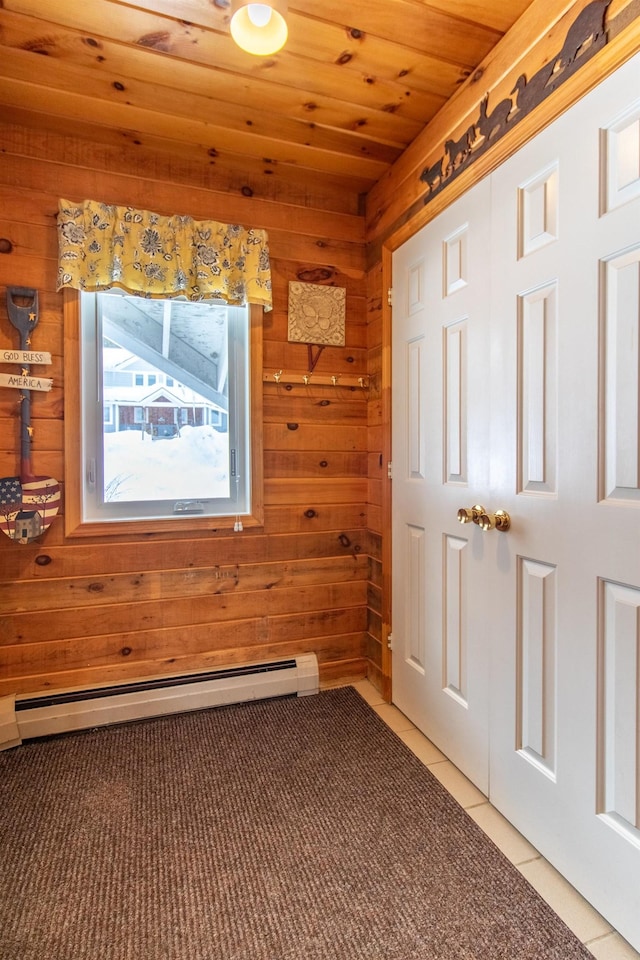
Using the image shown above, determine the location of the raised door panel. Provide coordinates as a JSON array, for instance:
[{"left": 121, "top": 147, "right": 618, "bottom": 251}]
[
  {"left": 392, "top": 179, "right": 492, "bottom": 794},
  {"left": 489, "top": 52, "right": 640, "bottom": 951}
]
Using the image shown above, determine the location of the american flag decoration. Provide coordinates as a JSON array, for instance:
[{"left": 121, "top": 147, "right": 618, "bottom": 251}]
[
  {"left": 0, "top": 475, "right": 61, "bottom": 544},
  {"left": 1, "top": 286, "right": 60, "bottom": 543}
]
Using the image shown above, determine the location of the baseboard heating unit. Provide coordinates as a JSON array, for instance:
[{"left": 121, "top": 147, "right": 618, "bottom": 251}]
[{"left": 13, "top": 654, "right": 319, "bottom": 742}]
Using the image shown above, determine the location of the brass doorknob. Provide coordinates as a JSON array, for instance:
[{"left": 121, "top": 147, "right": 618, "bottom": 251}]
[
  {"left": 457, "top": 505, "right": 486, "bottom": 525},
  {"left": 478, "top": 509, "right": 511, "bottom": 532}
]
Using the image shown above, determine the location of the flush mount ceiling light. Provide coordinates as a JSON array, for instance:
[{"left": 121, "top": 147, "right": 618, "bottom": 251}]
[{"left": 230, "top": 1, "right": 288, "bottom": 56}]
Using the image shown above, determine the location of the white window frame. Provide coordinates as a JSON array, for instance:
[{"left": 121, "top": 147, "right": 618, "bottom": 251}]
[{"left": 63, "top": 290, "right": 264, "bottom": 537}]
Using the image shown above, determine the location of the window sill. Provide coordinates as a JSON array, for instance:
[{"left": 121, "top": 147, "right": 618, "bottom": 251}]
[{"left": 64, "top": 512, "right": 264, "bottom": 539}]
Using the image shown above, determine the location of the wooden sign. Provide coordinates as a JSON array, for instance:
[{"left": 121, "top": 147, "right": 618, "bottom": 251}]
[
  {"left": 1, "top": 349, "right": 52, "bottom": 365},
  {"left": 1, "top": 286, "right": 60, "bottom": 543},
  {"left": 0, "top": 373, "right": 53, "bottom": 392}
]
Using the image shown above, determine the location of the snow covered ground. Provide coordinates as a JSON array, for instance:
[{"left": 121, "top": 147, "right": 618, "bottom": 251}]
[{"left": 103, "top": 425, "right": 230, "bottom": 502}]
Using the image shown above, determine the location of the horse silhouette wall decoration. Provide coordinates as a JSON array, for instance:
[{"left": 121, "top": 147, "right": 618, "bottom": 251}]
[{"left": 420, "top": 0, "right": 614, "bottom": 203}]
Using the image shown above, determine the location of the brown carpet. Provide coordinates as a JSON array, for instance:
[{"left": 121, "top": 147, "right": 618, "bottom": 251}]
[{"left": 0, "top": 686, "right": 594, "bottom": 960}]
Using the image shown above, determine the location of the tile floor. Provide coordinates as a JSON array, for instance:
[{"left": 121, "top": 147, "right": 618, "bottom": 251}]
[{"left": 348, "top": 679, "right": 640, "bottom": 960}]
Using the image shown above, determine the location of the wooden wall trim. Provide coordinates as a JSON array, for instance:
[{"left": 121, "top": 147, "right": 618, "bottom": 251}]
[
  {"left": 379, "top": 252, "right": 393, "bottom": 703},
  {"left": 62, "top": 289, "right": 82, "bottom": 537}
]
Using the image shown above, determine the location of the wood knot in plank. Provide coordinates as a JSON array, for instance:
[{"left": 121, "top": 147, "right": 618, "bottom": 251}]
[
  {"left": 136, "top": 32, "right": 173, "bottom": 51},
  {"left": 21, "top": 37, "right": 56, "bottom": 55},
  {"left": 298, "top": 268, "right": 333, "bottom": 283}
]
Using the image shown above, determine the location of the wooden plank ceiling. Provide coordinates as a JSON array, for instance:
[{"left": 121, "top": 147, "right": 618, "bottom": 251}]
[{"left": 0, "top": 0, "right": 536, "bottom": 214}]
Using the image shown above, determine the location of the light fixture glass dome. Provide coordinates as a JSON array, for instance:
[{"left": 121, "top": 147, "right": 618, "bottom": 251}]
[
  {"left": 247, "top": 5, "right": 272, "bottom": 28},
  {"left": 230, "top": 0, "right": 288, "bottom": 56}
]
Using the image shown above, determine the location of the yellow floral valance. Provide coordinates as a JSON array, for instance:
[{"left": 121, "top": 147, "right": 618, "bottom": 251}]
[{"left": 56, "top": 199, "right": 272, "bottom": 310}]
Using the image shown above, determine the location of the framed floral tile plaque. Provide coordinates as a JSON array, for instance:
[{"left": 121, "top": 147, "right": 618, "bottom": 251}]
[{"left": 287, "top": 282, "right": 345, "bottom": 347}]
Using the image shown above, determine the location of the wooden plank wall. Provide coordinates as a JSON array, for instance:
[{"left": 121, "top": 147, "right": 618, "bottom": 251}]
[
  {"left": 2, "top": 0, "right": 636, "bottom": 702},
  {"left": 0, "top": 123, "right": 383, "bottom": 696}
]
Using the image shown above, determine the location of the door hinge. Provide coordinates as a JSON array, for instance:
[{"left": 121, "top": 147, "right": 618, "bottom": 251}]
[
  {"left": 387, "top": 632, "right": 394, "bottom": 650},
  {"left": 387, "top": 461, "right": 393, "bottom": 479},
  {"left": 387, "top": 287, "right": 393, "bottom": 307}
]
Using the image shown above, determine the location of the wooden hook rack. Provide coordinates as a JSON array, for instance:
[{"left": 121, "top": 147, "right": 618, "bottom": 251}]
[{"left": 263, "top": 370, "right": 369, "bottom": 389}]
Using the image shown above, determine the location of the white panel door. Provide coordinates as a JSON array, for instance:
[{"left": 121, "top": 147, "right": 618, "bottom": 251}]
[
  {"left": 391, "top": 179, "right": 492, "bottom": 793},
  {"left": 488, "top": 55, "right": 640, "bottom": 949},
  {"left": 392, "top": 52, "right": 640, "bottom": 948}
]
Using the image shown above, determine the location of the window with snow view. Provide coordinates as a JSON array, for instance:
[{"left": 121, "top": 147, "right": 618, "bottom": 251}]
[{"left": 77, "top": 290, "right": 251, "bottom": 524}]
